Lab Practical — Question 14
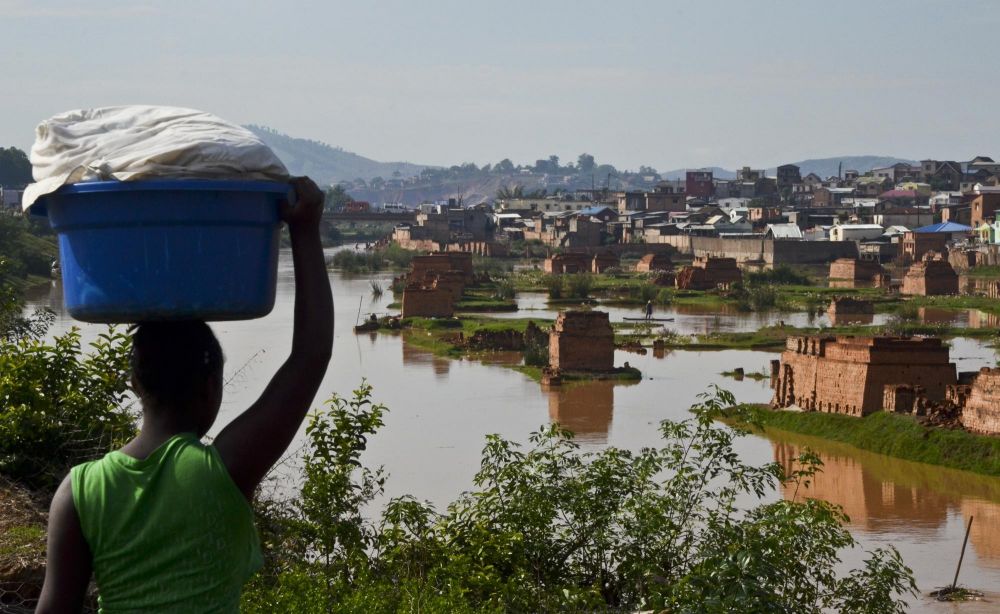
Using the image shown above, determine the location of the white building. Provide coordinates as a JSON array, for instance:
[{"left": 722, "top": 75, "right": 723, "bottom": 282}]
[{"left": 829, "top": 224, "right": 884, "bottom": 242}]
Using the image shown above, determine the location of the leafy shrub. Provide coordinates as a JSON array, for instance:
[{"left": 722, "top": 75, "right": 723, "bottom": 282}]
[
  {"left": 243, "top": 384, "right": 917, "bottom": 613},
  {"left": 730, "top": 282, "right": 779, "bottom": 312},
  {"left": 330, "top": 245, "right": 417, "bottom": 273},
  {"left": 491, "top": 277, "right": 516, "bottom": 301},
  {"left": 473, "top": 257, "right": 512, "bottom": 278},
  {"left": 563, "top": 273, "right": 593, "bottom": 299},
  {"left": 747, "top": 265, "right": 811, "bottom": 287},
  {"left": 522, "top": 336, "right": 549, "bottom": 367},
  {"left": 543, "top": 275, "right": 563, "bottom": 299},
  {"left": 0, "top": 326, "right": 135, "bottom": 492}
]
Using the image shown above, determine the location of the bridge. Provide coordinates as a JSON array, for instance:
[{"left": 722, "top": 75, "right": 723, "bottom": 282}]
[{"left": 324, "top": 211, "right": 416, "bottom": 223}]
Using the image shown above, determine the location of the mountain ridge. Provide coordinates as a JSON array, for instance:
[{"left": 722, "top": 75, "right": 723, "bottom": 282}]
[{"left": 245, "top": 125, "right": 429, "bottom": 184}]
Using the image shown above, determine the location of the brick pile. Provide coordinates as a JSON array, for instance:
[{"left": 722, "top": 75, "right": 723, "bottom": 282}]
[
  {"left": 636, "top": 253, "right": 673, "bottom": 272},
  {"left": 401, "top": 252, "right": 474, "bottom": 318},
  {"left": 828, "top": 258, "right": 887, "bottom": 288},
  {"left": 900, "top": 253, "right": 959, "bottom": 296},
  {"left": 770, "top": 335, "right": 957, "bottom": 416},
  {"left": 675, "top": 256, "right": 742, "bottom": 290},
  {"left": 549, "top": 310, "right": 615, "bottom": 371},
  {"left": 410, "top": 252, "right": 474, "bottom": 283},
  {"left": 591, "top": 251, "right": 620, "bottom": 273},
  {"left": 960, "top": 368, "right": 1000, "bottom": 435},
  {"left": 544, "top": 253, "right": 591, "bottom": 274}
]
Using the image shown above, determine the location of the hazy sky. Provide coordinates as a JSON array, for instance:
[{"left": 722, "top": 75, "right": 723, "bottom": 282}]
[{"left": 2, "top": 0, "right": 998, "bottom": 171}]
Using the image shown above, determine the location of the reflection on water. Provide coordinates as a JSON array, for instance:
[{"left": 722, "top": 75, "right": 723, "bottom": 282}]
[
  {"left": 771, "top": 431, "right": 1000, "bottom": 566},
  {"left": 400, "top": 333, "right": 451, "bottom": 377},
  {"left": 827, "top": 313, "right": 874, "bottom": 326},
  {"left": 500, "top": 292, "right": 895, "bottom": 332},
  {"left": 544, "top": 379, "right": 638, "bottom": 444}
]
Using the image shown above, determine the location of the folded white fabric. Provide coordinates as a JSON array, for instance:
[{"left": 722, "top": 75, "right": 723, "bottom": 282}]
[{"left": 22, "top": 105, "right": 290, "bottom": 212}]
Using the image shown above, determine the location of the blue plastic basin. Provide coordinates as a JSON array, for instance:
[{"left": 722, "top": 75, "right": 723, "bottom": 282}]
[{"left": 37, "top": 180, "right": 289, "bottom": 323}]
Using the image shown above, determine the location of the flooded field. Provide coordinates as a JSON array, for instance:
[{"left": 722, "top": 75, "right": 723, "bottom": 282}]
[{"left": 24, "top": 248, "right": 1000, "bottom": 611}]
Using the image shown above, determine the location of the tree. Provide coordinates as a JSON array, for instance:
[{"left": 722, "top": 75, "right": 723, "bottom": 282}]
[
  {"left": 0, "top": 147, "right": 32, "bottom": 187},
  {"left": 494, "top": 159, "right": 515, "bottom": 174},
  {"left": 577, "top": 153, "right": 596, "bottom": 174},
  {"left": 243, "top": 385, "right": 917, "bottom": 613},
  {"left": 496, "top": 184, "right": 525, "bottom": 200},
  {"left": 324, "top": 185, "right": 353, "bottom": 212}
]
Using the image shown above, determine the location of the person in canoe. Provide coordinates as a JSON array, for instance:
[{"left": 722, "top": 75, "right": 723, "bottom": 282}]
[{"left": 645, "top": 299, "right": 653, "bottom": 320}]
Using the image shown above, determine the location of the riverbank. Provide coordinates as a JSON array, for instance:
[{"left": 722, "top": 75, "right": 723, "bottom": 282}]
[{"left": 736, "top": 406, "right": 1000, "bottom": 477}]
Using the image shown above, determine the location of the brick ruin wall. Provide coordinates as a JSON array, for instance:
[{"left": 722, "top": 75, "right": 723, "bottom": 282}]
[
  {"left": 591, "top": 252, "right": 620, "bottom": 273},
  {"left": 827, "top": 297, "right": 874, "bottom": 317},
  {"left": 771, "top": 336, "right": 957, "bottom": 416},
  {"left": 410, "top": 252, "right": 474, "bottom": 283},
  {"left": 544, "top": 254, "right": 591, "bottom": 274},
  {"left": 636, "top": 253, "right": 673, "bottom": 272},
  {"left": 549, "top": 310, "right": 615, "bottom": 371},
  {"left": 900, "top": 259, "right": 959, "bottom": 296},
  {"left": 401, "top": 284, "right": 455, "bottom": 318},
  {"left": 427, "top": 270, "right": 465, "bottom": 302},
  {"left": 829, "top": 258, "right": 884, "bottom": 283},
  {"left": 676, "top": 256, "right": 743, "bottom": 290},
  {"left": 961, "top": 368, "right": 1000, "bottom": 435}
]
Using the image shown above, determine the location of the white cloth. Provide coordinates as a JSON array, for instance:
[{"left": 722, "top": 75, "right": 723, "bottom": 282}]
[{"left": 22, "top": 106, "right": 289, "bottom": 211}]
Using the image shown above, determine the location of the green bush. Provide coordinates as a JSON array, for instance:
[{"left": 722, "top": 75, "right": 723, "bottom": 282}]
[
  {"left": 491, "top": 277, "right": 516, "bottom": 301},
  {"left": 563, "top": 273, "right": 593, "bottom": 299},
  {"left": 243, "top": 384, "right": 916, "bottom": 613},
  {"left": 656, "top": 288, "right": 674, "bottom": 305},
  {"left": 330, "top": 245, "right": 417, "bottom": 274},
  {"left": 542, "top": 275, "right": 563, "bottom": 299},
  {"left": 730, "top": 282, "right": 779, "bottom": 312},
  {"left": 0, "top": 324, "right": 135, "bottom": 492},
  {"left": 746, "top": 265, "right": 812, "bottom": 287}
]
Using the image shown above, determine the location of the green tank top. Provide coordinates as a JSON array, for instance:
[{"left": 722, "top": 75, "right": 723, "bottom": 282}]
[{"left": 71, "top": 433, "right": 262, "bottom": 613}]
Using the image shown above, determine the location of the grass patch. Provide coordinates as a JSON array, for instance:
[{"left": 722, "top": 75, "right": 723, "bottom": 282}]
[
  {"left": 744, "top": 407, "right": 1000, "bottom": 477},
  {"left": 0, "top": 523, "right": 45, "bottom": 557},
  {"left": 965, "top": 265, "right": 1000, "bottom": 279}
]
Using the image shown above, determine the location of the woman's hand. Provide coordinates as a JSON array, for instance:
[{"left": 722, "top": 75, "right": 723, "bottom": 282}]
[{"left": 280, "top": 176, "right": 324, "bottom": 230}]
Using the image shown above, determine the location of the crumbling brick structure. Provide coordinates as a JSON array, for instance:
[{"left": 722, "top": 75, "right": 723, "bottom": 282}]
[
  {"left": 770, "top": 336, "right": 957, "bottom": 416},
  {"left": 675, "top": 256, "right": 742, "bottom": 290},
  {"left": 410, "top": 252, "right": 474, "bottom": 283},
  {"left": 591, "top": 251, "right": 620, "bottom": 273},
  {"left": 401, "top": 283, "right": 455, "bottom": 318},
  {"left": 960, "top": 368, "right": 1000, "bottom": 435},
  {"left": 883, "top": 384, "right": 922, "bottom": 414},
  {"left": 549, "top": 310, "right": 614, "bottom": 371},
  {"left": 636, "top": 253, "right": 673, "bottom": 272},
  {"left": 828, "top": 258, "right": 887, "bottom": 288},
  {"left": 900, "top": 253, "right": 959, "bottom": 296},
  {"left": 544, "top": 253, "right": 591, "bottom": 274},
  {"left": 425, "top": 270, "right": 465, "bottom": 302},
  {"left": 827, "top": 297, "right": 874, "bottom": 325}
]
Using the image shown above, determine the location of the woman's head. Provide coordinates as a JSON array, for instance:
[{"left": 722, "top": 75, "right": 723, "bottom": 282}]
[{"left": 130, "top": 321, "right": 224, "bottom": 433}]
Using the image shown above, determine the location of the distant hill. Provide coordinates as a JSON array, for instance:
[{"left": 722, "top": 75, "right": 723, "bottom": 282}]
[
  {"left": 661, "top": 166, "right": 735, "bottom": 181},
  {"left": 662, "top": 156, "right": 916, "bottom": 182},
  {"left": 766, "top": 156, "right": 917, "bottom": 179},
  {"left": 245, "top": 125, "right": 429, "bottom": 184}
]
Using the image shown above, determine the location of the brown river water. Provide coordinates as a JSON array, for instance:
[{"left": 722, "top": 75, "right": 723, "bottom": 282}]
[{"left": 24, "top": 248, "right": 1000, "bottom": 611}]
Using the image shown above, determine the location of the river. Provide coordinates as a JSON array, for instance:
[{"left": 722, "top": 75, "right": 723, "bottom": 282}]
[{"left": 24, "top": 248, "right": 1000, "bottom": 611}]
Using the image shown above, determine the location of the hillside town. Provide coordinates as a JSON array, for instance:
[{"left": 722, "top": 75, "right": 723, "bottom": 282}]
[{"left": 379, "top": 157, "right": 1000, "bottom": 271}]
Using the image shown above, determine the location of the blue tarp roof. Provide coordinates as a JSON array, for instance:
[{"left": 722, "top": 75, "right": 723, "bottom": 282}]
[{"left": 913, "top": 221, "right": 972, "bottom": 233}]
